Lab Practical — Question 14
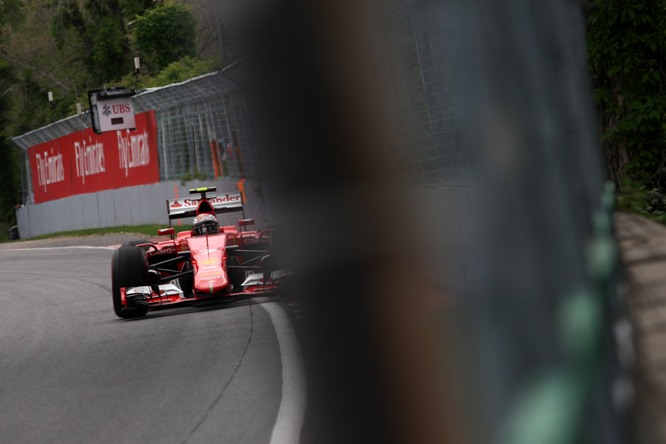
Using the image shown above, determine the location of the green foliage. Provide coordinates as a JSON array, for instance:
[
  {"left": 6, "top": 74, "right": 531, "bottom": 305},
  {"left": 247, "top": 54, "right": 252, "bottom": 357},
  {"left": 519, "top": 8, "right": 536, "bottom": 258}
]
[
  {"left": 108, "top": 56, "right": 218, "bottom": 90},
  {"left": 50, "top": 0, "right": 85, "bottom": 50},
  {"left": 50, "top": 0, "right": 131, "bottom": 84},
  {"left": 0, "top": 0, "right": 25, "bottom": 28},
  {"left": 617, "top": 180, "right": 666, "bottom": 224},
  {"left": 149, "top": 56, "right": 218, "bottom": 87},
  {"left": 0, "top": 0, "right": 214, "bottom": 236},
  {"left": 119, "top": 0, "right": 153, "bottom": 18},
  {"left": 8, "top": 71, "right": 63, "bottom": 135},
  {"left": 179, "top": 168, "right": 209, "bottom": 185},
  {"left": 0, "top": 63, "right": 21, "bottom": 228},
  {"left": 88, "top": 16, "right": 129, "bottom": 81},
  {"left": 133, "top": 3, "right": 197, "bottom": 71},
  {"left": 587, "top": 0, "right": 666, "bottom": 188}
]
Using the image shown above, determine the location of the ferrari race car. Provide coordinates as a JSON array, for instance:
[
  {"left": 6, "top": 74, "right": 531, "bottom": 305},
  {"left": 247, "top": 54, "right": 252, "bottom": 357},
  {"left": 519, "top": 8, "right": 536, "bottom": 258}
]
[{"left": 111, "top": 186, "right": 286, "bottom": 318}]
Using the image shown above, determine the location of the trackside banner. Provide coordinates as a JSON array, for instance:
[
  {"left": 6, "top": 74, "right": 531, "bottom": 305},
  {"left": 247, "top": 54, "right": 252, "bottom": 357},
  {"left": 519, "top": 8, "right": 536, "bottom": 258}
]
[{"left": 28, "top": 110, "right": 159, "bottom": 203}]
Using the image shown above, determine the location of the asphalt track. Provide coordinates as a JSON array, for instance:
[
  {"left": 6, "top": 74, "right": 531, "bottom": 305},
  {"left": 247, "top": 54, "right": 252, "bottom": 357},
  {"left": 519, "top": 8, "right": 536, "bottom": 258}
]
[{"left": 0, "top": 243, "right": 301, "bottom": 443}]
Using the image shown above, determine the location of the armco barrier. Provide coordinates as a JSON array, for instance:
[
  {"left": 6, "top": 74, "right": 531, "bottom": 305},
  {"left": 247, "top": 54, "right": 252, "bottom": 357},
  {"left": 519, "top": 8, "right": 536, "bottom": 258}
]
[{"left": 15, "top": 178, "right": 271, "bottom": 238}]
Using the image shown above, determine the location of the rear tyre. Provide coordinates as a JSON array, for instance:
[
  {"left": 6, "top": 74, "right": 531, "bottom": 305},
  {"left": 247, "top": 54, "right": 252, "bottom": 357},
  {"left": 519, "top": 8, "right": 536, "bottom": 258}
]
[{"left": 112, "top": 246, "right": 149, "bottom": 319}]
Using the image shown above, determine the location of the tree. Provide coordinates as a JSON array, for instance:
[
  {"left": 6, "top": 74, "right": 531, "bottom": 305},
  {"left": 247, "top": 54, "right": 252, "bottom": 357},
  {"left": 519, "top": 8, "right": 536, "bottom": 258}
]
[
  {"left": 0, "top": 2, "right": 23, "bottom": 234},
  {"left": 51, "top": 0, "right": 134, "bottom": 85},
  {"left": 120, "top": 0, "right": 153, "bottom": 18},
  {"left": 587, "top": 0, "right": 666, "bottom": 190},
  {"left": 133, "top": 3, "right": 197, "bottom": 71},
  {"left": 0, "top": 0, "right": 210, "bottom": 240},
  {"left": 88, "top": 15, "right": 128, "bottom": 81}
]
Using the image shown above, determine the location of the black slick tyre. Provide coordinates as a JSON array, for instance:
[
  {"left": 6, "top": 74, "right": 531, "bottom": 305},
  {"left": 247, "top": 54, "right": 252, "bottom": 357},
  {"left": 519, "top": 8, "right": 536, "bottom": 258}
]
[
  {"left": 228, "top": 268, "right": 246, "bottom": 293},
  {"left": 112, "top": 246, "right": 149, "bottom": 319},
  {"left": 179, "top": 261, "right": 194, "bottom": 296},
  {"left": 121, "top": 240, "right": 151, "bottom": 250}
]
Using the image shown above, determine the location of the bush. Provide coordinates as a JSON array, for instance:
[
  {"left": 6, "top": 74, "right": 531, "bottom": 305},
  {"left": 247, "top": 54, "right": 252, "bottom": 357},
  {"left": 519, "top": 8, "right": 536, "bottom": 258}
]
[
  {"left": 133, "top": 3, "right": 197, "bottom": 71},
  {"left": 616, "top": 180, "right": 666, "bottom": 223}
]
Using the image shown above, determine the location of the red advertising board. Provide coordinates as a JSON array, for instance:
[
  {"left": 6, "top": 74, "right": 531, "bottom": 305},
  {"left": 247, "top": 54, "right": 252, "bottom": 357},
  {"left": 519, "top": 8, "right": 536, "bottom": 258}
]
[{"left": 28, "top": 110, "right": 160, "bottom": 203}]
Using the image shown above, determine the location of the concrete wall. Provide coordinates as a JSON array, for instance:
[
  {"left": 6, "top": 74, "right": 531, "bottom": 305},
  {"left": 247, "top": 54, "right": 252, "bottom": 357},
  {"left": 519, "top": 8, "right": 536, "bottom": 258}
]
[{"left": 16, "top": 178, "right": 272, "bottom": 238}]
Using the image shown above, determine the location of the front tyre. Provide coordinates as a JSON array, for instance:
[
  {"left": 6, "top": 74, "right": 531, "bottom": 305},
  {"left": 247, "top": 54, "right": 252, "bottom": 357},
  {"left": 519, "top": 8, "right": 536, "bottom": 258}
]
[
  {"left": 121, "top": 239, "right": 152, "bottom": 250},
  {"left": 112, "top": 246, "right": 149, "bottom": 319},
  {"left": 179, "top": 261, "right": 194, "bottom": 297}
]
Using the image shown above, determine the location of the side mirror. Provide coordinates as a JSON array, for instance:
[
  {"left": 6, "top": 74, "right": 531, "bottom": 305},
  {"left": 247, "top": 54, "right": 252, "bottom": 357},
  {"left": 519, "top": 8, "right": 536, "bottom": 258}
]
[
  {"left": 238, "top": 218, "right": 255, "bottom": 231},
  {"left": 158, "top": 227, "right": 174, "bottom": 237}
]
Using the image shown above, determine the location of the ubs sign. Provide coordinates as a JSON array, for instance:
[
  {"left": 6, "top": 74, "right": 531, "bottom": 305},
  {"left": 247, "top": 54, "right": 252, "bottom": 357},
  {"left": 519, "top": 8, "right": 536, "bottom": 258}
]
[{"left": 89, "top": 89, "right": 137, "bottom": 133}]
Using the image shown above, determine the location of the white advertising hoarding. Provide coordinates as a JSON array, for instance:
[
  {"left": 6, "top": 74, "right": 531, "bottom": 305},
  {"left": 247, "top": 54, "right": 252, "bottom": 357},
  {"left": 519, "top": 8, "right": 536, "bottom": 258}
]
[
  {"left": 97, "top": 97, "right": 136, "bottom": 132},
  {"left": 88, "top": 89, "right": 137, "bottom": 134}
]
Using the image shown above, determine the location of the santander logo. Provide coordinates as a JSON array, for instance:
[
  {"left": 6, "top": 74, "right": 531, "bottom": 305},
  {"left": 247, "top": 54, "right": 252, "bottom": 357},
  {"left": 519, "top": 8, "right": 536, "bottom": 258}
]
[
  {"left": 208, "top": 194, "right": 241, "bottom": 204},
  {"left": 170, "top": 194, "right": 241, "bottom": 211}
]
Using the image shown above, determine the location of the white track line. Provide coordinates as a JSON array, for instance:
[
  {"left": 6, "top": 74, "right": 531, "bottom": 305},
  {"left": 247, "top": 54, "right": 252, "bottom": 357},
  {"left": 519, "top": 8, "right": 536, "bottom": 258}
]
[{"left": 260, "top": 302, "right": 307, "bottom": 444}]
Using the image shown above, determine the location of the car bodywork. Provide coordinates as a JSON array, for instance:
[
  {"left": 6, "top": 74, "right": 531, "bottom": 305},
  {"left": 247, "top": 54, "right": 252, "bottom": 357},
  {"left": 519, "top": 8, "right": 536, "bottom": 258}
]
[{"left": 111, "top": 186, "right": 287, "bottom": 318}]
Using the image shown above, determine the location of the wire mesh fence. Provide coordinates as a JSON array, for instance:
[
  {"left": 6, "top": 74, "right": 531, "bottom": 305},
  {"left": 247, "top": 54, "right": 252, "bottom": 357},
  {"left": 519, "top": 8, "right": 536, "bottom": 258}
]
[
  {"left": 386, "top": 0, "right": 468, "bottom": 187},
  {"left": 12, "top": 64, "right": 258, "bottom": 204},
  {"left": 132, "top": 66, "right": 261, "bottom": 183}
]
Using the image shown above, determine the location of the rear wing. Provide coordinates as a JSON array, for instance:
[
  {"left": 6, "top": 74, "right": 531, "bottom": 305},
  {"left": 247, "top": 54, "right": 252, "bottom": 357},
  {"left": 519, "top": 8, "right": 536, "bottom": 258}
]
[{"left": 166, "top": 191, "right": 244, "bottom": 221}]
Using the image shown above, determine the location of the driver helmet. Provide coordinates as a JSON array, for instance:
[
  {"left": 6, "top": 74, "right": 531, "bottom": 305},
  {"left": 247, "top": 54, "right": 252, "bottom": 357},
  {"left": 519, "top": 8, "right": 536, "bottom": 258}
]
[{"left": 192, "top": 213, "right": 220, "bottom": 235}]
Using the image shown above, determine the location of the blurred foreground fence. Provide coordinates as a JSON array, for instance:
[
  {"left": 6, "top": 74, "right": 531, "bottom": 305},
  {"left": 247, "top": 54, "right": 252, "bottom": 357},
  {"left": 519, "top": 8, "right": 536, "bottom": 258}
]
[
  {"left": 385, "top": 0, "right": 630, "bottom": 442},
  {"left": 10, "top": 0, "right": 630, "bottom": 442}
]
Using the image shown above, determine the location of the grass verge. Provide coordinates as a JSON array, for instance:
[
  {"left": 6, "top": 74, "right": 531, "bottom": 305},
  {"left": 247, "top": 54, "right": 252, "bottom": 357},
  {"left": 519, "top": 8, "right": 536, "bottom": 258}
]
[{"left": 5, "top": 224, "right": 193, "bottom": 242}]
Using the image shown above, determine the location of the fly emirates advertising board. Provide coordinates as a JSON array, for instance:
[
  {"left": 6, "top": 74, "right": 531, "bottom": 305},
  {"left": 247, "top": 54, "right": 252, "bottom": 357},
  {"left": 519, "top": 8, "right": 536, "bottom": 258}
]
[{"left": 28, "top": 110, "right": 160, "bottom": 203}]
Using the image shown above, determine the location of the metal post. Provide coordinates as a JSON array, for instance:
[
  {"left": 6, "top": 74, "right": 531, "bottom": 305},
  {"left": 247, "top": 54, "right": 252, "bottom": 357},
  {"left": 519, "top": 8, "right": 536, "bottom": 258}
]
[{"left": 211, "top": 0, "right": 226, "bottom": 64}]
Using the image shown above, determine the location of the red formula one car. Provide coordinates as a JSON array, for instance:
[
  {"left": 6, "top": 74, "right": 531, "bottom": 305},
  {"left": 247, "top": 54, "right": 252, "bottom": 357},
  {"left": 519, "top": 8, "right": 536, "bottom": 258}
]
[{"left": 111, "top": 186, "right": 286, "bottom": 318}]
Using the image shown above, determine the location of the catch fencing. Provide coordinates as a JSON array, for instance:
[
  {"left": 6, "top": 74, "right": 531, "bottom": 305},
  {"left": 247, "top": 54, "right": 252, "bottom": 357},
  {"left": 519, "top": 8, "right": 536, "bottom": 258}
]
[
  {"left": 12, "top": 63, "right": 269, "bottom": 237},
  {"left": 133, "top": 64, "right": 261, "bottom": 182}
]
